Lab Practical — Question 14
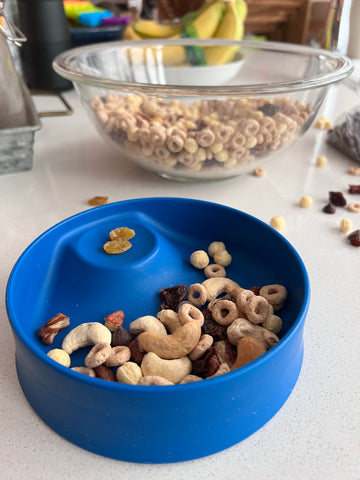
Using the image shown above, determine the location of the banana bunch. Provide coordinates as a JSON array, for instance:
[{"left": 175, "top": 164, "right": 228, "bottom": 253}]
[{"left": 123, "top": 0, "right": 247, "bottom": 66}]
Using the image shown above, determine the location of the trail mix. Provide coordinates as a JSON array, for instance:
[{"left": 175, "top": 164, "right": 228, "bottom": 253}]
[
  {"left": 38, "top": 241, "right": 288, "bottom": 385},
  {"left": 90, "top": 93, "right": 312, "bottom": 175}
]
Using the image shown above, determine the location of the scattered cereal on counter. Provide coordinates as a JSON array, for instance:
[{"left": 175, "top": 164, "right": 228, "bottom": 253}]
[
  {"left": 253, "top": 167, "right": 266, "bottom": 177},
  {"left": 315, "top": 117, "right": 333, "bottom": 130},
  {"left": 347, "top": 203, "right": 360, "bottom": 213},
  {"left": 316, "top": 155, "right": 327, "bottom": 167},
  {"left": 88, "top": 196, "right": 108, "bottom": 206},
  {"left": 348, "top": 229, "right": 360, "bottom": 247},
  {"left": 270, "top": 216, "right": 285, "bottom": 231},
  {"left": 348, "top": 166, "right": 360, "bottom": 176},
  {"left": 299, "top": 195, "right": 313, "bottom": 208},
  {"left": 340, "top": 218, "right": 353, "bottom": 233}
]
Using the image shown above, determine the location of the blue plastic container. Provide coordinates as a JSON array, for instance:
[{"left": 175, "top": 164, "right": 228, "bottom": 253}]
[{"left": 6, "top": 198, "right": 310, "bottom": 463}]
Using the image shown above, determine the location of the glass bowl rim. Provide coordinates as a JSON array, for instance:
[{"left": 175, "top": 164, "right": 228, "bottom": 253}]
[{"left": 53, "top": 38, "right": 354, "bottom": 96}]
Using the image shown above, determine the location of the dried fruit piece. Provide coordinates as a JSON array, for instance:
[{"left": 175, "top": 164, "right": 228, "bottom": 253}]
[
  {"left": 88, "top": 196, "right": 108, "bottom": 206},
  {"left": 259, "top": 103, "right": 280, "bottom": 116},
  {"left": 323, "top": 202, "right": 336, "bottom": 214},
  {"left": 103, "top": 239, "right": 132, "bottom": 254},
  {"left": 159, "top": 284, "right": 187, "bottom": 311},
  {"left": 348, "top": 184, "right": 360, "bottom": 194},
  {"left": 109, "top": 227, "right": 135, "bottom": 241},
  {"left": 329, "top": 191, "right": 347, "bottom": 207},
  {"left": 348, "top": 229, "right": 360, "bottom": 246}
]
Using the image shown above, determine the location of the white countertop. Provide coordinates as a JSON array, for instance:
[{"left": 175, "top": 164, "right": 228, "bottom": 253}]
[{"left": 1, "top": 79, "right": 360, "bottom": 479}]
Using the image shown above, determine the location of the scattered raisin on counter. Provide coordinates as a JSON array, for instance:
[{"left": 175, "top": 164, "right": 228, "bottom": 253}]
[
  {"left": 323, "top": 202, "right": 336, "bottom": 214},
  {"left": 348, "top": 184, "right": 360, "bottom": 194},
  {"left": 329, "top": 191, "right": 347, "bottom": 207},
  {"left": 348, "top": 229, "right": 360, "bottom": 247}
]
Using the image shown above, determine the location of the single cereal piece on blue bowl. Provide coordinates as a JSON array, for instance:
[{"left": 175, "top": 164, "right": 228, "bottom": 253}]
[{"left": 6, "top": 197, "right": 310, "bottom": 463}]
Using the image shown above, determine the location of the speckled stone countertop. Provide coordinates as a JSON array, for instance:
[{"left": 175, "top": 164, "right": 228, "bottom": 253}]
[{"left": 1, "top": 74, "right": 360, "bottom": 479}]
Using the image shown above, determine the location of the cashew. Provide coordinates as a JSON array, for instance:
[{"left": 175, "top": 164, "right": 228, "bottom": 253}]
[
  {"left": 62, "top": 322, "right": 111, "bottom": 355},
  {"left": 138, "top": 320, "right": 201, "bottom": 359},
  {"left": 141, "top": 352, "right": 192, "bottom": 384},
  {"left": 202, "top": 277, "right": 242, "bottom": 301},
  {"left": 116, "top": 361, "right": 143, "bottom": 384},
  {"left": 129, "top": 315, "right": 167, "bottom": 336},
  {"left": 157, "top": 309, "right": 182, "bottom": 333},
  {"left": 47, "top": 348, "right": 71, "bottom": 367},
  {"left": 227, "top": 317, "right": 279, "bottom": 349},
  {"left": 138, "top": 375, "right": 174, "bottom": 386}
]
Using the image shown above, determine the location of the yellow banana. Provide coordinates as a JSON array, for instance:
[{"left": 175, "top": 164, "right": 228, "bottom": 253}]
[
  {"left": 123, "top": 23, "right": 142, "bottom": 40},
  {"left": 204, "top": 0, "right": 245, "bottom": 65},
  {"left": 182, "top": 0, "right": 226, "bottom": 39},
  {"left": 133, "top": 20, "right": 181, "bottom": 39}
]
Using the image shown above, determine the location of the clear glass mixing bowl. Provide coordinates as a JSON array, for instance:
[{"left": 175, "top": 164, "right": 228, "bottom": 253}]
[{"left": 53, "top": 38, "right": 353, "bottom": 181}]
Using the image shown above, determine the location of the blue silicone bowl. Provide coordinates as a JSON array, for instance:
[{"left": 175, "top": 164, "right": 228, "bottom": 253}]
[{"left": 6, "top": 197, "right": 310, "bottom": 463}]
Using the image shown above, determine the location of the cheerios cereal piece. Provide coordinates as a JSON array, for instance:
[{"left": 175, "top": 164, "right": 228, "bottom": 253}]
[
  {"left": 316, "top": 155, "right": 327, "bottom": 167},
  {"left": 340, "top": 218, "right": 353, "bottom": 233},
  {"left": 347, "top": 203, "right": 360, "bottom": 213},
  {"left": 270, "top": 216, "right": 286, "bottom": 231},
  {"left": 299, "top": 195, "right": 313, "bottom": 208},
  {"left": 348, "top": 166, "right": 360, "bottom": 176},
  {"left": 208, "top": 241, "right": 226, "bottom": 258},
  {"left": 190, "top": 250, "right": 210, "bottom": 269},
  {"left": 253, "top": 167, "right": 266, "bottom": 177}
]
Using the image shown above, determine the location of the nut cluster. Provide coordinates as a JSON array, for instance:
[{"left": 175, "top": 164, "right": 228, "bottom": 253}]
[
  {"left": 90, "top": 93, "right": 312, "bottom": 175},
  {"left": 40, "top": 242, "right": 287, "bottom": 386}
]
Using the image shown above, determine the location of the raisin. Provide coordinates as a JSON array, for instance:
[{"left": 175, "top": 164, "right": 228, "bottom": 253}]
[
  {"left": 111, "top": 325, "right": 134, "bottom": 347},
  {"left": 103, "top": 239, "right": 132, "bottom": 254},
  {"left": 159, "top": 284, "right": 187, "bottom": 311},
  {"left": 348, "top": 229, "right": 360, "bottom": 247},
  {"left": 94, "top": 365, "right": 117, "bottom": 382},
  {"left": 329, "top": 191, "right": 347, "bottom": 207},
  {"left": 202, "top": 308, "right": 227, "bottom": 341},
  {"left": 259, "top": 103, "right": 280, "bottom": 116},
  {"left": 348, "top": 184, "right": 360, "bottom": 194},
  {"left": 191, "top": 347, "right": 220, "bottom": 378},
  {"left": 249, "top": 286, "right": 261, "bottom": 295},
  {"left": 109, "top": 227, "right": 135, "bottom": 241},
  {"left": 323, "top": 202, "right": 336, "bottom": 214},
  {"left": 128, "top": 337, "right": 146, "bottom": 364},
  {"left": 88, "top": 196, "right": 108, "bottom": 206}
]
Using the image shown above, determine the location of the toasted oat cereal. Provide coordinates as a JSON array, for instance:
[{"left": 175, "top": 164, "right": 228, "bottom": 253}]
[
  {"left": 253, "top": 167, "right": 266, "bottom": 177},
  {"left": 348, "top": 166, "right": 360, "bottom": 176}
]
